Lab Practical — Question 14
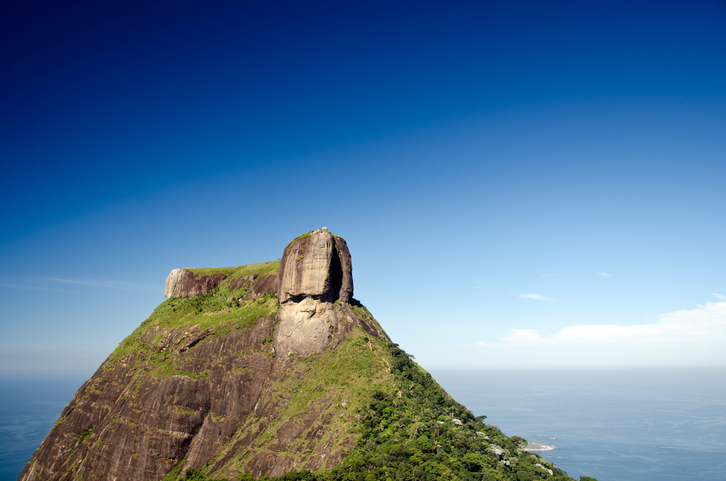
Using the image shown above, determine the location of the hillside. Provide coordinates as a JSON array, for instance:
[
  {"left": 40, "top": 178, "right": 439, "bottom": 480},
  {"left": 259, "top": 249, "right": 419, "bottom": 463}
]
[{"left": 19, "top": 229, "right": 580, "bottom": 481}]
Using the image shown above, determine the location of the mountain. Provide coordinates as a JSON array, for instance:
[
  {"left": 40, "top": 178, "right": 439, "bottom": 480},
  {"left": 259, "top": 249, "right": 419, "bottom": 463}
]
[{"left": 19, "top": 228, "right": 580, "bottom": 481}]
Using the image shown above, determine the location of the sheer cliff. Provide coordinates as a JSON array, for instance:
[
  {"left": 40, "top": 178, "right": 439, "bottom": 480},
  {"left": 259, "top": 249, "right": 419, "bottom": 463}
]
[{"left": 19, "top": 229, "right": 578, "bottom": 481}]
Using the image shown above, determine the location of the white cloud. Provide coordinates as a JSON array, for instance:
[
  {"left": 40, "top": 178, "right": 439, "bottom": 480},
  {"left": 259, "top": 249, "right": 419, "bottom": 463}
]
[
  {"left": 713, "top": 293, "right": 726, "bottom": 300},
  {"left": 519, "top": 293, "right": 559, "bottom": 302},
  {"left": 596, "top": 272, "right": 612, "bottom": 277},
  {"left": 499, "top": 302, "right": 726, "bottom": 347}
]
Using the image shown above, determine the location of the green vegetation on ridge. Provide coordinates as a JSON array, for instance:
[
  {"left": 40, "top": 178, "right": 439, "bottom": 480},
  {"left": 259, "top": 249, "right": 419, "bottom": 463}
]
[{"left": 185, "top": 261, "right": 280, "bottom": 278}]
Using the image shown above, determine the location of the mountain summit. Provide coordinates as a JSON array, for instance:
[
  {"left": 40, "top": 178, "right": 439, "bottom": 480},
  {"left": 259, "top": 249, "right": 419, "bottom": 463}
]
[{"left": 19, "top": 230, "right": 579, "bottom": 481}]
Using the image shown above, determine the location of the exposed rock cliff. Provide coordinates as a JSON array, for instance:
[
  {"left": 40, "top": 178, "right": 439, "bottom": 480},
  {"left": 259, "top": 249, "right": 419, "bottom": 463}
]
[
  {"left": 274, "top": 227, "right": 378, "bottom": 359},
  {"left": 20, "top": 229, "right": 577, "bottom": 481},
  {"left": 276, "top": 227, "right": 352, "bottom": 304}
]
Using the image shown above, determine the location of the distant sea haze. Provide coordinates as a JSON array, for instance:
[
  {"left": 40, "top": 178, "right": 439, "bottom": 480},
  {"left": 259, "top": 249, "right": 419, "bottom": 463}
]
[
  {"left": 431, "top": 367, "right": 726, "bottom": 481},
  {"left": 2, "top": 368, "right": 725, "bottom": 481}
]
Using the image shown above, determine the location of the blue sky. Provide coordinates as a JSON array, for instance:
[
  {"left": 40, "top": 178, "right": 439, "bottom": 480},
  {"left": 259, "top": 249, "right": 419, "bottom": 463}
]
[{"left": 1, "top": 0, "right": 725, "bottom": 375}]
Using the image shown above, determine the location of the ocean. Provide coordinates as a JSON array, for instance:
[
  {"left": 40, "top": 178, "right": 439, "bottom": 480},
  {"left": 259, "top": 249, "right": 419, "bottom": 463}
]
[
  {"left": 0, "top": 374, "right": 87, "bottom": 481},
  {"left": 430, "top": 368, "right": 726, "bottom": 481},
  {"left": 1, "top": 368, "right": 724, "bottom": 481}
]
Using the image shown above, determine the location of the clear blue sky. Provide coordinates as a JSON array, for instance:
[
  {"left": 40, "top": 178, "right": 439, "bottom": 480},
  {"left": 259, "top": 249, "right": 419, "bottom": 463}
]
[{"left": 1, "top": 0, "right": 725, "bottom": 375}]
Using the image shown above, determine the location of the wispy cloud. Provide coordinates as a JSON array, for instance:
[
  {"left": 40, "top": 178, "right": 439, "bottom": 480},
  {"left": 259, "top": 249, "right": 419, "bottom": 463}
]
[
  {"left": 1, "top": 277, "right": 157, "bottom": 292},
  {"left": 44, "top": 277, "right": 106, "bottom": 286},
  {"left": 713, "top": 293, "right": 726, "bottom": 300},
  {"left": 519, "top": 293, "right": 559, "bottom": 302},
  {"left": 498, "top": 301, "right": 726, "bottom": 347},
  {"left": 596, "top": 272, "right": 613, "bottom": 277},
  {"left": 40, "top": 277, "right": 156, "bottom": 291},
  {"left": 0, "top": 282, "right": 61, "bottom": 292}
]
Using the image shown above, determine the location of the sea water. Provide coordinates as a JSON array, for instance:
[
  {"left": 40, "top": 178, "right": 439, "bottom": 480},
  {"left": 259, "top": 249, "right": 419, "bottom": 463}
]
[
  {"left": 1, "top": 369, "right": 725, "bottom": 481},
  {"left": 430, "top": 368, "right": 726, "bottom": 481},
  {"left": 0, "top": 374, "right": 87, "bottom": 481}
]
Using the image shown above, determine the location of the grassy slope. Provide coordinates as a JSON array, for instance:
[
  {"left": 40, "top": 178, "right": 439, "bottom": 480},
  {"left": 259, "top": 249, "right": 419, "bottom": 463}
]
[
  {"left": 183, "top": 261, "right": 281, "bottom": 278},
  {"left": 202, "top": 326, "right": 397, "bottom": 478}
]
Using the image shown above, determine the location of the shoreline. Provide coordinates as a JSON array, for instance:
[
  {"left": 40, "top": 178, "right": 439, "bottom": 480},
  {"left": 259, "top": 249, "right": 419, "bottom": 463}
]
[{"left": 525, "top": 446, "right": 557, "bottom": 452}]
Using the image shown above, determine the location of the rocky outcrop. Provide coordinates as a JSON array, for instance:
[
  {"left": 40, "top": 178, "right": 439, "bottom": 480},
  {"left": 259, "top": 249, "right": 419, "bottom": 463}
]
[
  {"left": 276, "top": 227, "right": 352, "bottom": 303},
  {"left": 164, "top": 269, "right": 228, "bottom": 298},
  {"left": 250, "top": 273, "right": 277, "bottom": 297},
  {"left": 273, "top": 228, "right": 376, "bottom": 358},
  {"left": 228, "top": 273, "right": 278, "bottom": 300}
]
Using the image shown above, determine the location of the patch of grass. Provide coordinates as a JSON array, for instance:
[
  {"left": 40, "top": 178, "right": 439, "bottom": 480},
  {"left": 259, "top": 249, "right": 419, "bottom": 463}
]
[
  {"left": 185, "top": 261, "right": 280, "bottom": 278},
  {"left": 75, "top": 427, "right": 95, "bottom": 441},
  {"left": 106, "top": 260, "right": 282, "bottom": 387}
]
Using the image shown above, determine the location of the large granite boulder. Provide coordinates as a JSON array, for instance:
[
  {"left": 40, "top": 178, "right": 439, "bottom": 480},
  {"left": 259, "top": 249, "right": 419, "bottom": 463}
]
[
  {"left": 276, "top": 227, "right": 353, "bottom": 303},
  {"left": 164, "top": 269, "right": 228, "bottom": 298},
  {"left": 274, "top": 228, "right": 360, "bottom": 358}
]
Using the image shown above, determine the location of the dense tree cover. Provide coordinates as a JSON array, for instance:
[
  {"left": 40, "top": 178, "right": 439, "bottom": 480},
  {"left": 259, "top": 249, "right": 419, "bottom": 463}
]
[{"left": 174, "top": 342, "right": 585, "bottom": 481}]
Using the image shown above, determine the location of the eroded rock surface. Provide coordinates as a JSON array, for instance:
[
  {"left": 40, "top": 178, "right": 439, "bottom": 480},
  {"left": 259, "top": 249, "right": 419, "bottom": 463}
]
[
  {"left": 274, "top": 228, "right": 372, "bottom": 358},
  {"left": 276, "top": 227, "right": 352, "bottom": 303},
  {"left": 18, "top": 316, "right": 279, "bottom": 481},
  {"left": 164, "top": 269, "right": 228, "bottom": 298}
]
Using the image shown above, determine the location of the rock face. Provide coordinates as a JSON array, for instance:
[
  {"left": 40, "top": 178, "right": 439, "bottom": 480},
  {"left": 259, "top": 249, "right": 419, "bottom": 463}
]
[
  {"left": 164, "top": 269, "right": 228, "bottom": 298},
  {"left": 229, "top": 273, "right": 278, "bottom": 300},
  {"left": 19, "top": 317, "right": 279, "bottom": 481},
  {"left": 18, "top": 229, "right": 388, "bottom": 481},
  {"left": 274, "top": 228, "right": 373, "bottom": 358},
  {"left": 276, "top": 227, "right": 352, "bottom": 304}
]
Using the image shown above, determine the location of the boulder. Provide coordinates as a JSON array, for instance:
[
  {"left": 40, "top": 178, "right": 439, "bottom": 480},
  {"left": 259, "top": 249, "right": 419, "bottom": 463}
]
[
  {"left": 164, "top": 269, "right": 228, "bottom": 298},
  {"left": 274, "top": 228, "right": 363, "bottom": 358},
  {"left": 276, "top": 227, "right": 352, "bottom": 303}
]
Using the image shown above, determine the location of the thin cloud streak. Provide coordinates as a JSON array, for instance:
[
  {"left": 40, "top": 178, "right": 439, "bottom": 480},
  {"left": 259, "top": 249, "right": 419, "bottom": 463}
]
[
  {"left": 40, "top": 277, "right": 157, "bottom": 291},
  {"left": 596, "top": 272, "right": 613, "bottom": 277},
  {"left": 0, "top": 282, "right": 62, "bottom": 292},
  {"left": 713, "top": 293, "right": 726, "bottom": 300},
  {"left": 44, "top": 277, "right": 104, "bottom": 286}
]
